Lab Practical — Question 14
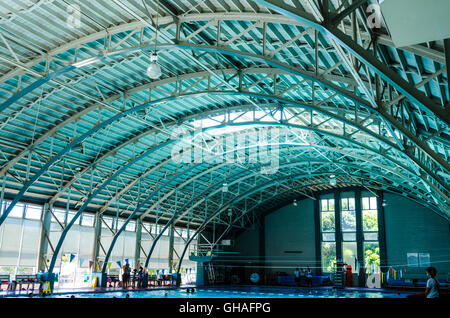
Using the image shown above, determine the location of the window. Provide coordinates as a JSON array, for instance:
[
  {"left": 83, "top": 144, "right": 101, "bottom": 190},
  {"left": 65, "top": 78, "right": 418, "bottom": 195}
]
[
  {"left": 142, "top": 222, "right": 152, "bottom": 233},
  {"left": 67, "top": 211, "right": 80, "bottom": 225},
  {"left": 9, "top": 203, "right": 25, "bottom": 218},
  {"left": 80, "top": 213, "right": 94, "bottom": 227},
  {"left": 321, "top": 242, "right": 336, "bottom": 273},
  {"left": 320, "top": 198, "right": 336, "bottom": 272},
  {"left": 341, "top": 198, "right": 356, "bottom": 233},
  {"left": 125, "top": 220, "right": 136, "bottom": 232},
  {"left": 52, "top": 208, "right": 67, "bottom": 224},
  {"left": 117, "top": 219, "right": 126, "bottom": 230},
  {"left": 24, "top": 204, "right": 42, "bottom": 220},
  {"left": 362, "top": 196, "right": 379, "bottom": 273},
  {"left": 102, "top": 216, "right": 114, "bottom": 229},
  {"left": 343, "top": 242, "right": 358, "bottom": 269}
]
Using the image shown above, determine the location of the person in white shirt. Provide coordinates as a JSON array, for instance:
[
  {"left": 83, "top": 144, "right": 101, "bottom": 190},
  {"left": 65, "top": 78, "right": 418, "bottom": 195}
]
[{"left": 425, "top": 266, "right": 439, "bottom": 298}]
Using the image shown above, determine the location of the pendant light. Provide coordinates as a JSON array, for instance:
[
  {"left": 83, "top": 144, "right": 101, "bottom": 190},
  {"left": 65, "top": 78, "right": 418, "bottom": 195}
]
[{"left": 147, "top": 0, "right": 161, "bottom": 79}]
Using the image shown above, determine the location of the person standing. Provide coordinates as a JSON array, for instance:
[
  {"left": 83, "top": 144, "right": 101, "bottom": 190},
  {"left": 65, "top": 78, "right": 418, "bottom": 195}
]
[
  {"left": 306, "top": 266, "right": 313, "bottom": 287},
  {"left": 122, "top": 264, "right": 128, "bottom": 288},
  {"left": 425, "top": 267, "right": 440, "bottom": 298},
  {"left": 294, "top": 268, "right": 300, "bottom": 286},
  {"left": 406, "top": 266, "right": 440, "bottom": 299}
]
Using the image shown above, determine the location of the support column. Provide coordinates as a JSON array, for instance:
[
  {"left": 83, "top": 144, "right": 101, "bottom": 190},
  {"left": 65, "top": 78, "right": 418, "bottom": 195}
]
[
  {"left": 135, "top": 218, "right": 143, "bottom": 268},
  {"left": 376, "top": 190, "right": 388, "bottom": 273},
  {"left": 92, "top": 212, "right": 106, "bottom": 287},
  {"left": 334, "top": 191, "right": 342, "bottom": 260},
  {"left": 92, "top": 213, "right": 102, "bottom": 272},
  {"left": 258, "top": 215, "right": 266, "bottom": 283},
  {"left": 355, "top": 188, "right": 365, "bottom": 287},
  {"left": 38, "top": 203, "right": 52, "bottom": 272},
  {"left": 313, "top": 194, "right": 322, "bottom": 276},
  {"left": 168, "top": 223, "right": 175, "bottom": 271}
]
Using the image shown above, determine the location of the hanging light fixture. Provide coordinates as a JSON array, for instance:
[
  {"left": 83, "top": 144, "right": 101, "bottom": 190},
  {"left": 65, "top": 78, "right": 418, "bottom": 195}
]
[
  {"left": 222, "top": 183, "right": 228, "bottom": 193},
  {"left": 147, "top": 0, "right": 161, "bottom": 79},
  {"left": 293, "top": 199, "right": 297, "bottom": 206},
  {"left": 147, "top": 53, "right": 161, "bottom": 79},
  {"left": 329, "top": 174, "right": 337, "bottom": 186}
]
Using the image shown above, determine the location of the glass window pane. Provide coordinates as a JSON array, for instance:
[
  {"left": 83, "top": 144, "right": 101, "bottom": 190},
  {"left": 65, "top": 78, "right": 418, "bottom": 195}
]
[
  {"left": 321, "top": 212, "right": 335, "bottom": 232},
  {"left": 343, "top": 232, "right": 356, "bottom": 241},
  {"left": 81, "top": 213, "right": 94, "bottom": 227},
  {"left": 322, "top": 232, "right": 335, "bottom": 241},
  {"left": 364, "top": 242, "right": 380, "bottom": 273},
  {"left": 370, "top": 197, "right": 377, "bottom": 209},
  {"left": 364, "top": 232, "right": 378, "bottom": 241},
  {"left": 341, "top": 198, "right": 348, "bottom": 210},
  {"left": 348, "top": 198, "right": 355, "bottom": 210},
  {"left": 341, "top": 210, "right": 356, "bottom": 232},
  {"left": 52, "top": 209, "right": 66, "bottom": 224},
  {"left": 117, "top": 219, "right": 126, "bottom": 230},
  {"left": 125, "top": 221, "right": 135, "bottom": 232},
  {"left": 321, "top": 242, "right": 336, "bottom": 272},
  {"left": 102, "top": 216, "right": 113, "bottom": 229},
  {"left": 25, "top": 205, "right": 41, "bottom": 220},
  {"left": 321, "top": 199, "right": 328, "bottom": 212},
  {"left": 363, "top": 210, "right": 378, "bottom": 231},
  {"left": 362, "top": 197, "right": 369, "bottom": 210},
  {"left": 342, "top": 242, "right": 358, "bottom": 269},
  {"left": 67, "top": 211, "right": 80, "bottom": 225},
  {"left": 328, "top": 199, "right": 335, "bottom": 211},
  {"left": 9, "top": 203, "right": 24, "bottom": 218}
]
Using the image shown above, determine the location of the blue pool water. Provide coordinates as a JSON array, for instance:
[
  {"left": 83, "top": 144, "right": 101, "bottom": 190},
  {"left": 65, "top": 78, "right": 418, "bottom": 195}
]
[{"left": 47, "top": 286, "right": 411, "bottom": 298}]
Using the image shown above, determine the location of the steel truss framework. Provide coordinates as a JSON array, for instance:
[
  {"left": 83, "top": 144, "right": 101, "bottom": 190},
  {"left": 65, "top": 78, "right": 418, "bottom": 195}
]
[{"left": 0, "top": 1, "right": 448, "bottom": 278}]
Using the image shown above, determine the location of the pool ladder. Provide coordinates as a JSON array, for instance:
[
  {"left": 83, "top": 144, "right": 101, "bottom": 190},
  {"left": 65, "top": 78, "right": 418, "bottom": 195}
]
[{"left": 207, "top": 263, "right": 216, "bottom": 284}]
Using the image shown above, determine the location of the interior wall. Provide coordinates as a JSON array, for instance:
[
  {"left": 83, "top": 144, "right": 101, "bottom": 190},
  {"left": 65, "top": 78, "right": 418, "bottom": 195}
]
[
  {"left": 226, "top": 191, "right": 450, "bottom": 283},
  {"left": 383, "top": 193, "right": 450, "bottom": 280},
  {"left": 264, "top": 198, "right": 316, "bottom": 276}
]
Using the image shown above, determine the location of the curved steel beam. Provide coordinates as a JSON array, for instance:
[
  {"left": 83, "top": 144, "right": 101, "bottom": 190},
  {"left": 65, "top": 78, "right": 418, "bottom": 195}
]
[
  {"left": 144, "top": 158, "right": 444, "bottom": 272},
  {"left": 253, "top": 0, "right": 450, "bottom": 125},
  {"left": 1, "top": 94, "right": 446, "bottom": 230},
  {"left": 0, "top": 64, "right": 354, "bottom": 179},
  {"left": 99, "top": 162, "right": 205, "bottom": 274},
  {"left": 1, "top": 12, "right": 443, "bottom": 84},
  {"left": 2, "top": 42, "right": 447, "bottom": 191}
]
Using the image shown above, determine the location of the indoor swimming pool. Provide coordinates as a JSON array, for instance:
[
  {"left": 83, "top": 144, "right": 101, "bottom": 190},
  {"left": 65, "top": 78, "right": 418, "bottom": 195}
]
[{"left": 45, "top": 286, "right": 412, "bottom": 298}]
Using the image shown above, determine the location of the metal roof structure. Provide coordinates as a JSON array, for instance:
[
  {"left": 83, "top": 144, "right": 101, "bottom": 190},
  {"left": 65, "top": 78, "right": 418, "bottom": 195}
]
[{"left": 0, "top": 0, "right": 449, "bottom": 273}]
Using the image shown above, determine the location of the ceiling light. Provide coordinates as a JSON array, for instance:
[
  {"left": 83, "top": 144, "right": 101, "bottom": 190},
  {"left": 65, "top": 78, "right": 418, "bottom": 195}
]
[
  {"left": 330, "top": 174, "right": 337, "bottom": 186},
  {"left": 222, "top": 183, "right": 228, "bottom": 193},
  {"left": 293, "top": 199, "right": 297, "bottom": 206},
  {"left": 147, "top": 53, "right": 161, "bottom": 79}
]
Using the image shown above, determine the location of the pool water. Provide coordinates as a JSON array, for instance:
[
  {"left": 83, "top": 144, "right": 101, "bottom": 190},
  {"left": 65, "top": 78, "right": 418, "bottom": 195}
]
[{"left": 48, "top": 286, "right": 411, "bottom": 298}]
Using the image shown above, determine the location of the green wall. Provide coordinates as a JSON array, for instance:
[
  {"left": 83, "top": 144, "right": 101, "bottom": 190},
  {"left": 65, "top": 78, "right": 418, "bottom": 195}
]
[
  {"left": 219, "top": 191, "right": 450, "bottom": 283},
  {"left": 264, "top": 198, "right": 316, "bottom": 275},
  {"left": 383, "top": 193, "right": 450, "bottom": 280}
]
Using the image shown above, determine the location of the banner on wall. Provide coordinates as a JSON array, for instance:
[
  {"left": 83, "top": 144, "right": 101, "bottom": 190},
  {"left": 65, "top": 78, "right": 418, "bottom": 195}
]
[
  {"left": 79, "top": 258, "right": 85, "bottom": 267},
  {"left": 89, "top": 261, "right": 94, "bottom": 270},
  {"left": 116, "top": 261, "right": 122, "bottom": 268},
  {"left": 69, "top": 253, "right": 76, "bottom": 263},
  {"left": 107, "top": 262, "right": 112, "bottom": 270},
  {"left": 124, "top": 258, "right": 129, "bottom": 265}
]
